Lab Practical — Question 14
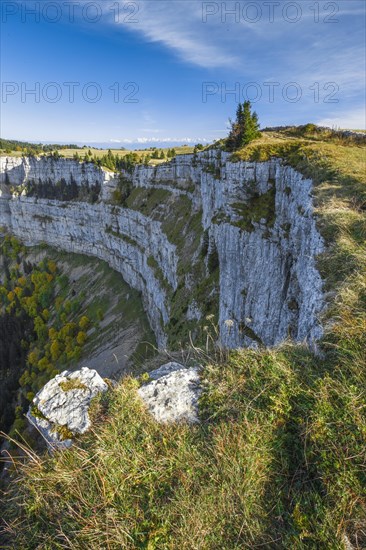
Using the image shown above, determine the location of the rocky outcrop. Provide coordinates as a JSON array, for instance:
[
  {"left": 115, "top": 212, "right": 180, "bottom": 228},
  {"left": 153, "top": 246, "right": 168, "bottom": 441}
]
[
  {"left": 27, "top": 367, "right": 108, "bottom": 449},
  {"left": 138, "top": 362, "right": 201, "bottom": 423},
  {"left": 0, "top": 151, "right": 325, "bottom": 349},
  {"left": 0, "top": 155, "right": 116, "bottom": 188},
  {"left": 206, "top": 158, "right": 324, "bottom": 347},
  {"left": 6, "top": 197, "right": 177, "bottom": 347},
  {"left": 131, "top": 152, "right": 324, "bottom": 348},
  {"left": 26, "top": 362, "right": 200, "bottom": 450}
]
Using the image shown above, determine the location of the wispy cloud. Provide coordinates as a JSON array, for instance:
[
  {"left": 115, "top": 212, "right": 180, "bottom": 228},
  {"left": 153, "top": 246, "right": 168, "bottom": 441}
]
[
  {"left": 316, "top": 107, "right": 366, "bottom": 130},
  {"left": 102, "top": 0, "right": 245, "bottom": 68},
  {"left": 100, "top": 0, "right": 365, "bottom": 76}
]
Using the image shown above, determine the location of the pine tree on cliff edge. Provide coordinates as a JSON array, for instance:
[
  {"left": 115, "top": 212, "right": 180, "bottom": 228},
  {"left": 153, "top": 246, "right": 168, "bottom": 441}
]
[{"left": 226, "top": 100, "right": 261, "bottom": 151}]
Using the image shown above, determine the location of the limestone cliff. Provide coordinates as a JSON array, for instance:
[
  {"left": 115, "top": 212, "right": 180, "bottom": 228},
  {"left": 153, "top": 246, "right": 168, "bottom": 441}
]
[{"left": 0, "top": 151, "right": 324, "bottom": 349}]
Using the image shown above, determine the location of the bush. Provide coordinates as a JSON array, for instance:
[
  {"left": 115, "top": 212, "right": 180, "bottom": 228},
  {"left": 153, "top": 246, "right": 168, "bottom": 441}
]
[{"left": 76, "top": 331, "right": 87, "bottom": 346}]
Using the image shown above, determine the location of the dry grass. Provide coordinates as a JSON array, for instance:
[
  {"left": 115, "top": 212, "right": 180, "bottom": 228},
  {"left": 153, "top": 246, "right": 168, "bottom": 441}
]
[{"left": 1, "top": 329, "right": 365, "bottom": 548}]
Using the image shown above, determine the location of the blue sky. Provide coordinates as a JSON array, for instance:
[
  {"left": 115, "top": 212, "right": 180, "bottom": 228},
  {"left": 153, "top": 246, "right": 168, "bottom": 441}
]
[{"left": 1, "top": 0, "right": 365, "bottom": 146}]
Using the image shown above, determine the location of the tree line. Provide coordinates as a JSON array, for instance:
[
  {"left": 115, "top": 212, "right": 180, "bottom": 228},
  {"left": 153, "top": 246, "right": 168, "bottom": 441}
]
[
  {"left": 0, "top": 139, "right": 82, "bottom": 156},
  {"left": 73, "top": 148, "right": 177, "bottom": 173},
  {"left": 26, "top": 177, "right": 101, "bottom": 203}
]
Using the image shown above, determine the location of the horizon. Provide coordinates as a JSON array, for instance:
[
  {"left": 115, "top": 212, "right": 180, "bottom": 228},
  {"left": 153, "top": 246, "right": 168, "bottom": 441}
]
[
  {"left": 1, "top": 125, "right": 365, "bottom": 151},
  {"left": 1, "top": 0, "right": 365, "bottom": 143}
]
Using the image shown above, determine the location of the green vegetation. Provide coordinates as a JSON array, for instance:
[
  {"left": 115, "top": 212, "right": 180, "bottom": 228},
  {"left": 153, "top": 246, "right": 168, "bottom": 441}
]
[
  {"left": 0, "top": 140, "right": 195, "bottom": 167},
  {"left": 0, "top": 236, "right": 90, "bottom": 437},
  {"left": 105, "top": 225, "right": 143, "bottom": 251},
  {"left": 232, "top": 127, "right": 366, "bottom": 289},
  {"left": 231, "top": 127, "right": 365, "bottom": 202},
  {"left": 226, "top": 100, "right": 261, "bottom": 150},
  {"left": 59, "top": 378, "right": 88, "bottom": 392},
  {"left": 0, "top": 138, "right": 81, "bottom": 156},
  {"left": 147, "top": 255, "right": 170, "bottom": 290},
  {"left": 26, "top": 177, "right": 100, "bottom": 203},
  {"left": 0, "top": 237, "right": 155, "bottom": 442},
  {"left": 92, "top": 149, "right": 143, "bottom": 173},
  {"left": 232, "top": 186, "right": 276, "bottom": 232},
  {"left": 61, "top": 145, "right": 194, "bottom": 166},
  {"left": 50, "top": 423, "right": 74, "bottom": 441},
  {"left": 2, "top": 329, "right": 365, "bottom": 547},
  {"left": 112, "top": 174, "right": 132, "bottom": 204},
  {"left": 124, "top": 187, "right": 172, "bottom": 214},
  {"left": 42, "top": 248, "right": 156, "bottom": 367},
  {"left": 29, "top": 404, "right": 47, "bottom": 421},
  {"left": 122, "top": 186, "right": 214, "bottom": 347}
]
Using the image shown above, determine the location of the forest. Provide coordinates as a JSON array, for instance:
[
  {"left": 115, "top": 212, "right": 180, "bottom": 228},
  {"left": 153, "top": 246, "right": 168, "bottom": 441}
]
[
  {"left": 0, "top": 138, "right": 81, "bottom": 156},
  {"left": 0, "top": 236, "right": 90, "bottom": 439},
  {"left": 25, "top": 176, "right": 101, "bottom": 203}
]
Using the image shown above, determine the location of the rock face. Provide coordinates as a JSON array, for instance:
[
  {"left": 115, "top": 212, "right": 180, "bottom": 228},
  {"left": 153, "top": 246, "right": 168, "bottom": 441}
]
[
  {"left": 138, "top": 362, "right": 201, "bottom": 423},
  {"left": 0, "top": 151, "right": 325, "bottom": 349},
  {"left": 4, "top": 198, "right": 176, "bottom": 347},
  {"left": 0, "top": 155, "right": 116, "bottom": 188},
  {"left": 206, "top": 157, "right": 324, "bottom": 347},
  {"left": 27, "top": 367, "right": 108, "bottom": 449}
]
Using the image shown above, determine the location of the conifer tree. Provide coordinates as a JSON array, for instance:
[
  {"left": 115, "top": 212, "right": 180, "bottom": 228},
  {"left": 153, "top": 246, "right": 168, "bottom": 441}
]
[{"left": 226, "top": 101, "right": 261, "bottom": 150}]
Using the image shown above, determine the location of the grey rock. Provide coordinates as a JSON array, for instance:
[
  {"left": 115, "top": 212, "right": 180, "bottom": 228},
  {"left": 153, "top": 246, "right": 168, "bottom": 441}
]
[
  {"left": 0, "top": 155, "right": 117, "bottom": 188},
  {"left": 27, "top": 367, "right": 108, "bottom": 449},
  {"left": 138, "top": 363, "right": 201, "bottom": 423},
  {"left": 128, "top": 152, "right": 325, "bottom": 348},
  {"left": 0, "top": 152, "right": 325, "bottom": 350},
  {"left": 146, "top": 361, "right": 187, "bottom": 380},
  {"left": 186, "top": 300, "right": 202, "bottom": 321}
]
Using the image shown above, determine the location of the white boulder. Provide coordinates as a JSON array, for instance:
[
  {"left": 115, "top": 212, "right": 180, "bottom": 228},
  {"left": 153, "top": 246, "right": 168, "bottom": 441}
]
[
  {"left": 27, "top": 367, "right": 108, "bottom": 449},
  {"left": 138, "top": 362, "right": 201, "bottom": 424}
]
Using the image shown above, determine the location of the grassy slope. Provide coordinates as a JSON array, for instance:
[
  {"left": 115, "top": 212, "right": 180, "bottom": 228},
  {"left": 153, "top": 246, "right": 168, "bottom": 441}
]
[{"left": 1, "top": 128, "right": 365, "bottom": 548}]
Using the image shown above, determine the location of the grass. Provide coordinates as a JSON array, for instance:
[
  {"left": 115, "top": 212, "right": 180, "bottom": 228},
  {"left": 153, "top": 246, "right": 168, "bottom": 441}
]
[
  {"left": 124, "top": 187, "right": 173, "bottom": 216},
  {"left": 232, "top": 131, "right": 366, "bottom": 204},
  {"left": 1, "top": 333, "right": 365, "bottom": 548},
  {"left": 232, "top": 129, "right": 366, "bottom": 288},
  {"left": 147, "top": 255, "right": 171, "bottom": 290},
  {"left": 1, "top": 126, "right": 365, "bottom": 547},
  {"left": 58, "top": 378, "right": 88, "bottom": 392}
]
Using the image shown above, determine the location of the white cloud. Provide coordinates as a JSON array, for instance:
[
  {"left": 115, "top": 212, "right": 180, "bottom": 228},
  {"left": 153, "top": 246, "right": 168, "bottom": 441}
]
[
  {"left": 102, "top": 0, "right": 244, "bottom": 68},
  {"left": 316, "top": 107, "right": 366, "bottom": 130},
  {"left": 100, "top": 0, "right": 366, "bottom": 75}
]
